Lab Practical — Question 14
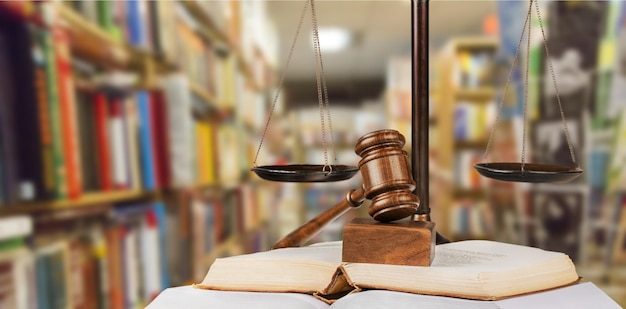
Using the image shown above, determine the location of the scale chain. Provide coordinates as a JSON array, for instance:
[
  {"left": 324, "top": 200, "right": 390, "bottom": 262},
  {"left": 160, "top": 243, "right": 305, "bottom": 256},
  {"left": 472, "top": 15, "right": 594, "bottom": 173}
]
[
  {"left": 483, "top": 0, "right": 578, "bottom": 169},
  {"left": 521, "top": 0, "right": 532, "bottom": 171},
  {"left": 252, "top": 0, "right": 310, "bottom": 167},
  {"left": 311, "top": 0, "right": 337, "bottom": 171},
  {"left": 482, "top": 1, "right": 533, "bottom": 162}
]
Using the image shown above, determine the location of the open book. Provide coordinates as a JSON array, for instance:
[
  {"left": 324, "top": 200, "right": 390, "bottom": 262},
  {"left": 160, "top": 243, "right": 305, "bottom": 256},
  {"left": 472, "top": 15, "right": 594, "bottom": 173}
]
[
  {"left": 197, "top": 240, "right": 579, "bottom": 302},
  {"left": 148, "top": 282, "right": 622, "bottom": 309}
]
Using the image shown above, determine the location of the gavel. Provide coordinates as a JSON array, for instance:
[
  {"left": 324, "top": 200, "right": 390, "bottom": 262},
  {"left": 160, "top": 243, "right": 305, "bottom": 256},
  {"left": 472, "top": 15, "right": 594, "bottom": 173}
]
[{"left": 272, "top": 129, "right": 420, "bottom": 249}]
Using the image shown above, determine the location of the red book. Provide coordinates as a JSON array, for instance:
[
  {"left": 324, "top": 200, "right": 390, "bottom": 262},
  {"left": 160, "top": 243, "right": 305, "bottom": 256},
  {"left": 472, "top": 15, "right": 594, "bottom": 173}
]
[
  {"left": 149, "top": 91, "right": 170, "bottom": 189},
  {"left": 54, "top": 26, "right": 83, "bottom": 199},
  {"left": 94, "top": 93, "right": 113, "bottom": 191}
]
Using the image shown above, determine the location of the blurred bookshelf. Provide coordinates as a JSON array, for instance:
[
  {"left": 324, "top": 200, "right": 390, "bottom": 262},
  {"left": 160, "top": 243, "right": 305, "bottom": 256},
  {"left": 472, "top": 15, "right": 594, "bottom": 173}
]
[
  {"left": 429, "top": 37, "right": 498, "bottom": 241},
  {"left": 0, "top": 1, "right": 286, "bottom": 308}
]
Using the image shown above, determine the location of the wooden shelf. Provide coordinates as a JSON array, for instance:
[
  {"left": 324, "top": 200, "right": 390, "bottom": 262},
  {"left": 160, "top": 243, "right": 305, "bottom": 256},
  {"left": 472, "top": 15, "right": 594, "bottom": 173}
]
[
  {"left": 56, "top": 4, "right": 134, "bottom": 69},
  {"left": 453, "top": 37, "right": 498, "bottom": 51},
  {"left": 189, "top": 82, "right": 219, "bottom": 106},
  {"left": 455, "top": 88, "right": 496, "bottom": 101},
  {"left": 455, "top": 140, "right": 488, "bottom": 149},
  {"left": 0, "top": 190, "right": 159, "bottom": 217},
  {"left": 179, "top": 0, "right": 230, "bottom": 47}
]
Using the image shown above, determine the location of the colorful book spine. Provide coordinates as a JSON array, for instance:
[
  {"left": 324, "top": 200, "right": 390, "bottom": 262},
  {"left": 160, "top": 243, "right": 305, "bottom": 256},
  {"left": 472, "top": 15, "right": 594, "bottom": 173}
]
[
  {"left": 126, "top": 0, "right": 146, "bottom": 48},
  {"left": 154, "top": 202, "right": 169, "bottom": 289},
  {"left": 124, "top": 96, "right": 142, "bottom": 190},
  {"left": 151, "top": 91, "right": 171, "bottom": 189},
  {"left": 31, "top": 26, "right": 56, "bottom": 199},
  {"left": 40, "top": 25, "right": 67, "bottom": 199},
  {"left": 137, "top": 91, "right": 156, "bottom": 190},
  {"left": 94, "top": 93, "right": 113, "bottom": 191},
  {"left": 140, "top": 206, "right": 162, "bottom": 300},
  {"left": 53, "top": 26, "right": 83, "bottom": 199}
]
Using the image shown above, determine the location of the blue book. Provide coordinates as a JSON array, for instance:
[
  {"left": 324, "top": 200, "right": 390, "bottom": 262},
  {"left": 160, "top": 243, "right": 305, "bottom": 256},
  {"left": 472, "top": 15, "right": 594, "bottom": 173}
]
[
  {"left": 154, "top": 202, "right": 170, "bottom": 289},
  {"left": 454, "top": 106, "right": 468, "bottom": 140},
  {"left": 126, "top": 0, "right": 146, "bottom": 47},
  {"left": 35, "top": 255, "right": 50, "bottom": 309},
  {"left": 137, "top": 92, "right": 156, "bottom": 190}
]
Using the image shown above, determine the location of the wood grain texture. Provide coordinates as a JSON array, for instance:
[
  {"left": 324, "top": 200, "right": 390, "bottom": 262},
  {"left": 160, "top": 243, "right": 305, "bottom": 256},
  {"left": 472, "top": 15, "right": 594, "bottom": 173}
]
[
  {"left": 271, "top": 129, "right": 423, "bottom": 249},
  {"left": 342, "top": 217, "right": 435, "bottom": 266}
]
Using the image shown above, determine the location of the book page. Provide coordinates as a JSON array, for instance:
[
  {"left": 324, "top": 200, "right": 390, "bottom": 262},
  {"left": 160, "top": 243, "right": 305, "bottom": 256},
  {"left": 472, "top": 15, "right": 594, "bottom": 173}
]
[
  {"left": 330, "top": 290, "right": 499, "bottom": 309},
  {"left": 147, "top": 286, "right": 330, "bottom": 309},
  {"left": 431, "top": 240, "right": 568, "bottom": 271},
  {"left": 341, "top": 240, "right": 578, "bottom": 300}
]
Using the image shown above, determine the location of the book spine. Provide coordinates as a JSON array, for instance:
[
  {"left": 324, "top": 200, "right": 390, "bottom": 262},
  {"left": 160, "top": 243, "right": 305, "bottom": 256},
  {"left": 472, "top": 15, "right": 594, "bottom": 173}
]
[
  {"left": 149, "top": 93, "right": 163, "bottom": 189},
  {"left": 137, "top": 91, "right": 156, "bottom": 190},
  {"left": 35, "top": 253, "right": 51, "bottom": 309},
  {"left": 40, "top": 26, "right": 67, "bottom": 200},
  {"left": 151, "top": 91, "right": 171, "bottom": 189},
  {"left": 140, "top": 206, "right": 162, "bottom": 299},
  {"left": 31, "top": 27, "right": 56, "bottom": 200},
  {"left": 124, "top": 96, "right": 143, "bottom": 190},
  {"left": 53, "top": 26, "right": 83, "bottom": 199},
  {"left": 94, "top": 93, "right": 113, "bottom": 191},
  {"left": 106, "top": 226, "right": 124, "bottom": 309},
  {"left": 109, "top": 98, "right": 129, "bottom": 189},
  {"left": 8, "top": 22, "right": 47, "bottom": 202},
  {"left": 154, "top": 202, "right": 169, "bottom": 289},
  {"left": 0, "top": 28, "right": 20, "bottom": 204},
  {"left": 126, "top": 0, "right": 146, "bottom": 48},
  {"left": 75, "top": 91, "right": 99, "bottom": 192}
]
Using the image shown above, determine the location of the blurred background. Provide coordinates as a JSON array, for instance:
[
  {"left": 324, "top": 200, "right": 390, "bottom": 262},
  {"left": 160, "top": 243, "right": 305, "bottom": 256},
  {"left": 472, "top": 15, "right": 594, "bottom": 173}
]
[{"left": 0, "top": 0, "right": 624, "bottom": 308}]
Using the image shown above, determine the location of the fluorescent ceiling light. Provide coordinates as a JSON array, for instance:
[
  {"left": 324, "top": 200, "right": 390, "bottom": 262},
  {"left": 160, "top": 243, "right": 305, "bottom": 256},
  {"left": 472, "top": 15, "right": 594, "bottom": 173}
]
[{"left": 312, "top": 27, "right": 352, "bottom": 52}]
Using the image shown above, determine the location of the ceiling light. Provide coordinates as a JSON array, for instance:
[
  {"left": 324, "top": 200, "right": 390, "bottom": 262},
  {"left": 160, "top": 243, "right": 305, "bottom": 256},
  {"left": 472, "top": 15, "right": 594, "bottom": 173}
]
[{"left": 312, "top": 27, "right": 352, "bottom": 52}]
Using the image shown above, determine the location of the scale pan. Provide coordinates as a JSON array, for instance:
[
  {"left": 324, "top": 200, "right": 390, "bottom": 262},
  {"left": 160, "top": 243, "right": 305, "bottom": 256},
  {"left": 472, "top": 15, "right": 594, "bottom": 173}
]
[
  {"left": 251, "top": 164, "right": 359, "bottom": 182},
  {"left": 473, "top": 162, "right": 582, "bottom": 183}
]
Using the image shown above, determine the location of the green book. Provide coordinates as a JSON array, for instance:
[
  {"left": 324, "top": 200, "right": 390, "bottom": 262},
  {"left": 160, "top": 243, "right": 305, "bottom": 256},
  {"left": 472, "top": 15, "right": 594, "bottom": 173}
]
[{"left": 39, "top": 28, "right": 67, "bottom": 200}]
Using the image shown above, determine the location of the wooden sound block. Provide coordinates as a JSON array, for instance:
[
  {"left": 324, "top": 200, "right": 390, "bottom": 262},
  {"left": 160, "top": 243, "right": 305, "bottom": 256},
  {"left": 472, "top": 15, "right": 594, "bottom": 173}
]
[{"left": 342, "top": 217, "right": 435, "bottom": 266}]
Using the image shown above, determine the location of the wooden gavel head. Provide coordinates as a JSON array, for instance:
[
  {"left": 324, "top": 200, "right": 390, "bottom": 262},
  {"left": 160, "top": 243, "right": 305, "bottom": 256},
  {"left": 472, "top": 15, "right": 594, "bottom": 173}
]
[{"left": 354, "top": 129, "right": 419, "bottom": 222}]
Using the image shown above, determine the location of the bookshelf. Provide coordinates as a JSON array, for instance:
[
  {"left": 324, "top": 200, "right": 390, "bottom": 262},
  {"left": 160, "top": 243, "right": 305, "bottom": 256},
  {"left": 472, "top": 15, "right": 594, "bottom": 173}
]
[
  {"left": 0, "top": 0, "right": 282, "bottom": 307},
  {"left": 0, "top": 190, "right": 158, "bottom": 216},
  {"left": 430, "top": 37, "right": 498, "bottom": 240}
]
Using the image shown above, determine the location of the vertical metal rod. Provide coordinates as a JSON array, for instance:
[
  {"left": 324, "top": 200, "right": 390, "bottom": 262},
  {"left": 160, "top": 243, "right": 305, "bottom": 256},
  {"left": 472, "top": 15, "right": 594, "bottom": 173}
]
[{"left": 411, "top": 0, "right": 430, "bottom": 219}]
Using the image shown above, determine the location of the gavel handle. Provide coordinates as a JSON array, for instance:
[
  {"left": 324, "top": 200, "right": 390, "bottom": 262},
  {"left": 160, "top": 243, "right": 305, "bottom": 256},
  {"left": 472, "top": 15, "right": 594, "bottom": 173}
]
[{"left": 271, "top": 185, "right": 366, "bottom": 249}]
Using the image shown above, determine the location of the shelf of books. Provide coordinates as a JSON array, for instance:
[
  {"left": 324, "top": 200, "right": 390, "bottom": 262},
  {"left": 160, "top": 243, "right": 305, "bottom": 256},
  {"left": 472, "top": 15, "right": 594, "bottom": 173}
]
[
  {"left": 0, "top": 0, "right": 285, "bottom": 307},
  {"left": 428, "top": 37, "right": 498, "bottom": 241}
]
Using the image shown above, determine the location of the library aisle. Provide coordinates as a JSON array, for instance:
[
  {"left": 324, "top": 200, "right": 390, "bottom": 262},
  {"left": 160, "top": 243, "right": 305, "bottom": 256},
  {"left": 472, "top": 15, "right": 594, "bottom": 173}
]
[{"left": 0, "top": 0, "right": 624, "bottom": 308}]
